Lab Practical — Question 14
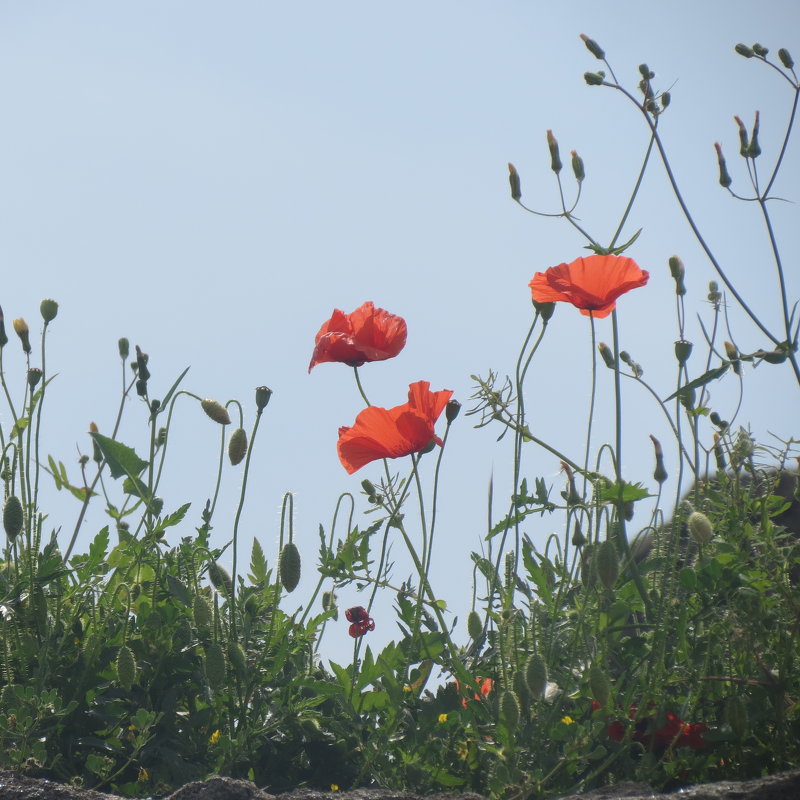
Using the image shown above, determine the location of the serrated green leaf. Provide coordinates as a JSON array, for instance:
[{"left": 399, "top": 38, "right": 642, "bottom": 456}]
[
  {"left": 249, "top": 537, "right": 268, "bottom": 583},
  {"left": 664, "top": 364, "right": 729, "bottom": 402},
  {"left": 596, "top": 480, "right": 651, "bottom": 504},
  {"left": 123, "top": 476, "right": 152, "bottom": 502},
  {"left": 91, "top": 433, "right": 148, "bottom": 479},
  {"left": 151, "top": 503, "right": 190, "bottom": 536}
]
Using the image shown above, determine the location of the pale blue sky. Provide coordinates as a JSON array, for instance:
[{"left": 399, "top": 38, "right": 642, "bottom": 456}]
[{"left": 2, "top": 1, "right": 797, "bottom": 667}]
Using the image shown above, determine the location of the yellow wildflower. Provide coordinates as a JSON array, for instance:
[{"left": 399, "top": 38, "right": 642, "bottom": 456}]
[
  {"left": 438, "top": 713, "right": 448, "bottom": 723},
  {"left": 561, "top": 715, "right": 575, "bottom": 725},
  {"left": 330, "top": 784, "right": 339, "bottom": 791},
  {"left": 209, "top": 729, "right": 221, "bottom": 744}
]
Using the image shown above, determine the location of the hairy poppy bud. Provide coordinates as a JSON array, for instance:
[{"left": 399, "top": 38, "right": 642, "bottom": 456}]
[
  {"left": 255, "top": 386, "right": 273, "bottom": 411},
  {"left": 650, "top": 434, "right": 668, "bottom": 484},
  {"left": 661, "top": 91, "right": 671, "bottom": 109},
  {"left": 227, "top": 642, "right": 247, "bottom": 675},
  {"left": 546, "top": 130, "right": 562, "bottom": 174},
  {"left": 532, "top": 300, "right": 556, "bottom": 321},
  {"left": 688, "top": 511, "right": 713, "bottom": 544},
  {"left": 40, "top": 299, "right": 59, "bottom": 322},
  {"left": 201, "top": 399, "right": 231, "bottom": 426},
  {"left": 595, "top": 540, "right": 619, "bottom": 589},
  {"left": 279, "top": 542, "right": 301, "bottom": 593},
  {"left": 466, "top": 609, "right": 483, "bottom": 640},
  {"left": 193, "top": 594, "right": 212, "bottom": 635},
  {"left": 526, "top": 653, "right": 547, "bottom": 697},
  {"left": 570, "top": 150, "right": 585, "bottom": 182},
  {"left": 714, "top": 142, "right": 733, "bottom": 189},
  {"left": 500, "top": 690, "right": 521, "bottom": 729},
  {"left": 598, "top": 342, "right": 615, "bottom": 369},
  {"left": 445, "top": 399, "right": 461, "bottom": 423},
  {"left": 675, "top": 339, "right": 693, "bottom": 365},
  {"left": 27, "top": 368, "right": 42, "bottom": 389},
  {"left": 204, "top": 642, "right": 226, "bottom": 688},
  {"left": 208, "top": 561, "right": 233, "bottom": 597},
  {"left": 116, "top": 645, "right": 137, "bottom": 690},
  {"left": 778, "top": 48, "right": 794, "bottom": 69},
  {"left": 118, "top": 337, "right": 129, "bottom": 360},
  {"left": 747, "top": 111, "right": 761, "bottom": 159},
  {"left": 228, "top": 428, "right": 248, "bottom": 465},
  {"left": 3, "top": 495, "right": 23, "bottom": 540},
  {"left": 580, "top": 33, "right": 605, "bottom": 60},
  {"left": 584, "top": 71, "right": 606, "bottom": 86},
  {"left": 735, "top": 43, "right": 754, "bottom": 58},
  {"left": 508, "top": 162, "right": 522, "bottom": 201},
  {"left": 667, "top": 255, "right": 687, "bottom": 296},
  {"left": 13, "top": 318, "right": 31, "bottom": 353},
  {"left": 733, "top": 116, "right": 749, "bottom": 157}
]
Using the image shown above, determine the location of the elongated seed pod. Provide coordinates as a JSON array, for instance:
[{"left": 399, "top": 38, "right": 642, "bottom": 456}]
[
  {"left": 116, "top": 645, "right": 136, "bottom": 690},
  {"left": 279, "top": 542, "right": 301, "bottom": 593},
  {"left": 526, "top": 653, "right": 547, "bottom": 698},
  {"left": 228, "top": 428, "right": 248, "bottom": 465},
  {"left": 204, "top": 642, "right": 226, "bottom": 688},
  {"left": 3, "top": 496, "right": 23, "bottom": 540}
]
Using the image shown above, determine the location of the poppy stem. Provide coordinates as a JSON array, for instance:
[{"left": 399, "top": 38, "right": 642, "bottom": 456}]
[{"left": 352, "top": 366, "right": 371, "bottom": 407}]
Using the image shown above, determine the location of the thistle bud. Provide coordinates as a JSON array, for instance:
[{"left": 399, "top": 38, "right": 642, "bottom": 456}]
[
  {"left": 584, "top": 71, "right": 606, "bottom": 86},
  {"left": 688, "top": 511, "right": 713, "bottom": 544},
  {"left": 201, "top": 398, "right": 231, "bottom": 426},
  {"left": 27, "top": 368, "right": 42, "bottom": 389},
  {"left": 445, "top": 399, "right": 461, "bottom": 423},
  {"left": 570, "top": 150, "right": 585, "bottom": 182},
  {"left": 507, "top": 162, "right": 522, "bottom": 201},
  {"left": 778, "top": 48, "right": 794, "bottom": 69},
  {"left": 580, "top": 34, "right": 605, "bottom": 60},
  {"left": 118, "top": 337, "right": 130, "bottom": 360},
  {"left": 674, "top": 339, "right": 693, "bottom": 365},
  {"left": 255, "top": 386, "right": 273, "bottom": 411},
  {"left": 532, "top": 300, "right": 556, "bottom": 321},
  {"left": 598, "top": 342, "right": 615, "bottom": 369},
  {"left": 714, "top": 142, "right": 732, "bottom": 188},
  {"left": 40, "top": 299, "right": 59, "bottom": 322},
  {"left": 733, "top": 116, "right": 749, "bottom": 157},
  {"left": 649, "top": 434, "right": 668, "bottom": 484},
  {"left": 546, "top": 130, "right": 562, "bottom": 174},
  {"left": 735, "top": 43, "right": 755, "bottom": 58},
  {"left": 747, "top": 111, "right": 761, "bottom": 159},
  {"left": 752, "top": 43, "right": 768, "bottom": 57},
  {"left": 228, "top": 428, "right": 248, "bottom": 465},
  {"left": 13, "top": 318, "right": 31, "bottom": 353}
]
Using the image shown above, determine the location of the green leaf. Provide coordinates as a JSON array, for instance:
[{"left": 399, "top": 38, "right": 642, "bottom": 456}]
[
  {"left": 90, "top": 433, "right": 148, "bottom": 479},
  {"left": 596, "top": 480, "right": 651, "bottom": 504},
  {"left": 249, "top": 537, "right": 268, "bottom": 584},
  {"left": 664, "top": 363, "right": 729, "bottom": 402},
  {"left": 123, "top": 476, "right": 152, "bottom": 502},
  {"left": 158, "top": 366, "right": 191, "bottom": 413},
  {"left": 151, "top": 503, "right": 191, "bottom": 537},
  {"left": 166, "top": 574, "right": 191, "bottom": 606}
]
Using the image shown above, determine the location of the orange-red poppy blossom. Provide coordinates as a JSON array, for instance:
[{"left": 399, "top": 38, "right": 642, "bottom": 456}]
[
  {"left": 309, "top": 301, "right": 407, "bottom": 372},
  {"left": 337, "top": 381, "right": 453, "bottom": 474},
  {"left": 529, "top": 254, "right": 649, "bottom": 318}
]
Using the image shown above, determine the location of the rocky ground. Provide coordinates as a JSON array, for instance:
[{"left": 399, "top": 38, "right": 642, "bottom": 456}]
[{"left": 2, "top": 770, "right": 800, "bottom": 800}]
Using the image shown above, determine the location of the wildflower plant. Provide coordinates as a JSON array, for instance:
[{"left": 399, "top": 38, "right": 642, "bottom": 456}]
[{"left": 1, "top": 34, "right": 799, "bottom": 800}]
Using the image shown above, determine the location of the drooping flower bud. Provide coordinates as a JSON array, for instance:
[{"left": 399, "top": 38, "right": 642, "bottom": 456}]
[
  {"left": 571, "top": 521, "right": 586, "bottom": 547},
  {"left": 675, "top": 339, "right": 693, "bottom": 365},
  {"left": 580, "top": 34, "right": 605, "bottom": 60},
  {"left": 445, "top": 399, "right": 461, "bottom": 423},
  {"left": 570, "top": 150, "right": 585, "bottom": 182},
  {"left": 118, "top": 337, "right": 130, "bottom": 360},
  {"left": 714, "top": 143, "right": 732, "bottom": 189},
  {"left": 40, "top": 299, "right": 59, "bottom": 322},
  {"left": 201, "top": 398, "right": 231, "bottom": 425},
  {"left": 228, "top": 428, "right": 248, "bottom": 465},
  {"left": 688, "top": 511, "right": 714, "bottom": 544},
  {"left": 546, "top": 130, "right": 562, "bottom": 174},
  {"left": 778, "top": 48, "right": 795, "bottom": 69},
  {"left": 584, "top": 71, "right": 606, "bottom": 86},
  {"left": 598, "top": 342, "right": 615, "bottom": 369},
  {"left": 255, "top": 386, "right": 273, "bottom": 411},
  {"left": 532, "top": 299, "right": 556, "bottom": 321},
  {"left": 735, "top": 43, "right": 755, "bottom": 58},
  {"left": 13, "top": 318, "right": 31, "bottom": 353},
  {"left": 649, "top": 434, "right": 668, "bottom": 484},
  {"left": 733, "top": 116, "right": 749, "bottom": 157},
  {"left": 279, "top": 542, "right": 301, "bottom": 592},
  {"left": 508, "top": 162, "right": 522, "bottom": 201}
]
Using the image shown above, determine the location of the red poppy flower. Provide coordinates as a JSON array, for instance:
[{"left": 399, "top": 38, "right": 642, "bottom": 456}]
[
  {"left": 309, "top": 301, "right": 407, "bottom": 372},
  {"left": 337, "top": 381, "right": 453, "bottom": 474},
  {"left": 592, "top": 702, "right": 707, "bottom": 751},
  {"left": 345, "top": 606, "right": 375, "bottom": 638},
  {"left": 455, "top": 677, "right": 493, "bottom": 707},
  {"left": 529, "top": 254, "right": 649, "bottom": 318}
]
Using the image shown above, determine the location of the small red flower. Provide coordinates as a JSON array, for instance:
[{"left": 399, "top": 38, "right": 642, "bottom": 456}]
[
  {"left": 309, "top": 301, "right": 407, "bottom": 372},
  {"left": 337, "top": 381, "right": 453, "bottom": 474},
  {"left": 345, "top": 606, "right": 375, "bottom": 638},
  {"left": 592, "top": 701, "right": 707, "bottom": 751},
  {"left": 529, "top": 254, "right": 649, "bottom": 318},
  {"left": 455, "top": 677, "right": 493, "bottom": 707}
]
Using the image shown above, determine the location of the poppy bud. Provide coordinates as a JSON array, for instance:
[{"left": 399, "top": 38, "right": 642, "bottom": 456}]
[
  {"left": 714, "top": 143, "right": 733, "bottom": 189},
  {"left": 500, "top": 690, "right": 521, "bottom": 729},
  {"left": 3, "top": 495, "right": 23, "bottom": 540},
  {"left": 735, "top": 43, "right": 755, "bottom": 58},
  {"left": 584, "top": 71, "right": 606, "bottom": 86},
  {"left": 208, "top": 561, "right": 233, "bottom": 597},
  {"left": 650, "top": 434, "right": 668, "bottom": 484},
  {"left": 752, "top": 43, "right": 768, "bottom": 57},
  {"left": 27, "top": 368, "right": 42, "bottom": 389},
  {"left": 747, "top": 111, "right": 761, "bottom": 159},
  {"left": 13, "top": 318, "right": 31, "bottom": 353},
  {"left": 661, "top": 91, "right": 671, "bottom": 109},
  {"left": 40, "top": 298, "right": 59, "bottom": 323},
  {"left": 467, "top": 610, "right": 482, "bottom": 640},
  {"left": 204, "top": 642, "right": 226, "bottom": 688},
  {"left": 733, "top": 116, "right": 749, "bottom": 157},
  {"left": 595, "top": 539, "right": 619, "bottom": 589},
  {"left": 580, "top": 33, "right": 605, "bottom": 60},
  {"left": 570, "top": 150, "right": 585, "bottom": 182},
  {"left": 116, "top": 645, "right": 137, "bottom": 690},
  {"left": 118, "top": 337, "right": 129, "bottom": 360},
  {"left": 778, "top": 48, "right": 794, "bottom": 69},
  {"left": 598, "top": 342, "right": 615, "bottom": 369},
  {"left": 193, "top": 593, "right": 213, "bottom": 634},
  {"left": 571, "top": 521, "right": 586, "bottom": 547},
  {"left": 227, "top": 641, "right": 247, "bottom": 675},
  {"left": 526, "top": 653, "right": 548, "bottom": 697},
  {"left": 445, "top": 399, "right": 461, "bottom": 423},
  {"left": 201, "top": 398, "right": 231, "bottom": 426},
  {"left": 255, "top": 386, "right": 273, "bottom": 411},
  {"left": 228, "top": 428, "right": 248, "bottom": 465},
  {"left": 688, "top": 511, "right": 714, "bottom": 544},
  {"left": 279, "top": 542, "right": 301, "bottom": 593},
  {"left": 508, "top": 162, "right": 522, "bottom": 201},
  {"left": 675, "top": 339, "right": 693, "bottom": 365},
  {"left": 546, "top": 130, "right": 562, "bottom": 174},
  {"left": 532, "top": 300, "right": 556, "bottom": 321}
]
